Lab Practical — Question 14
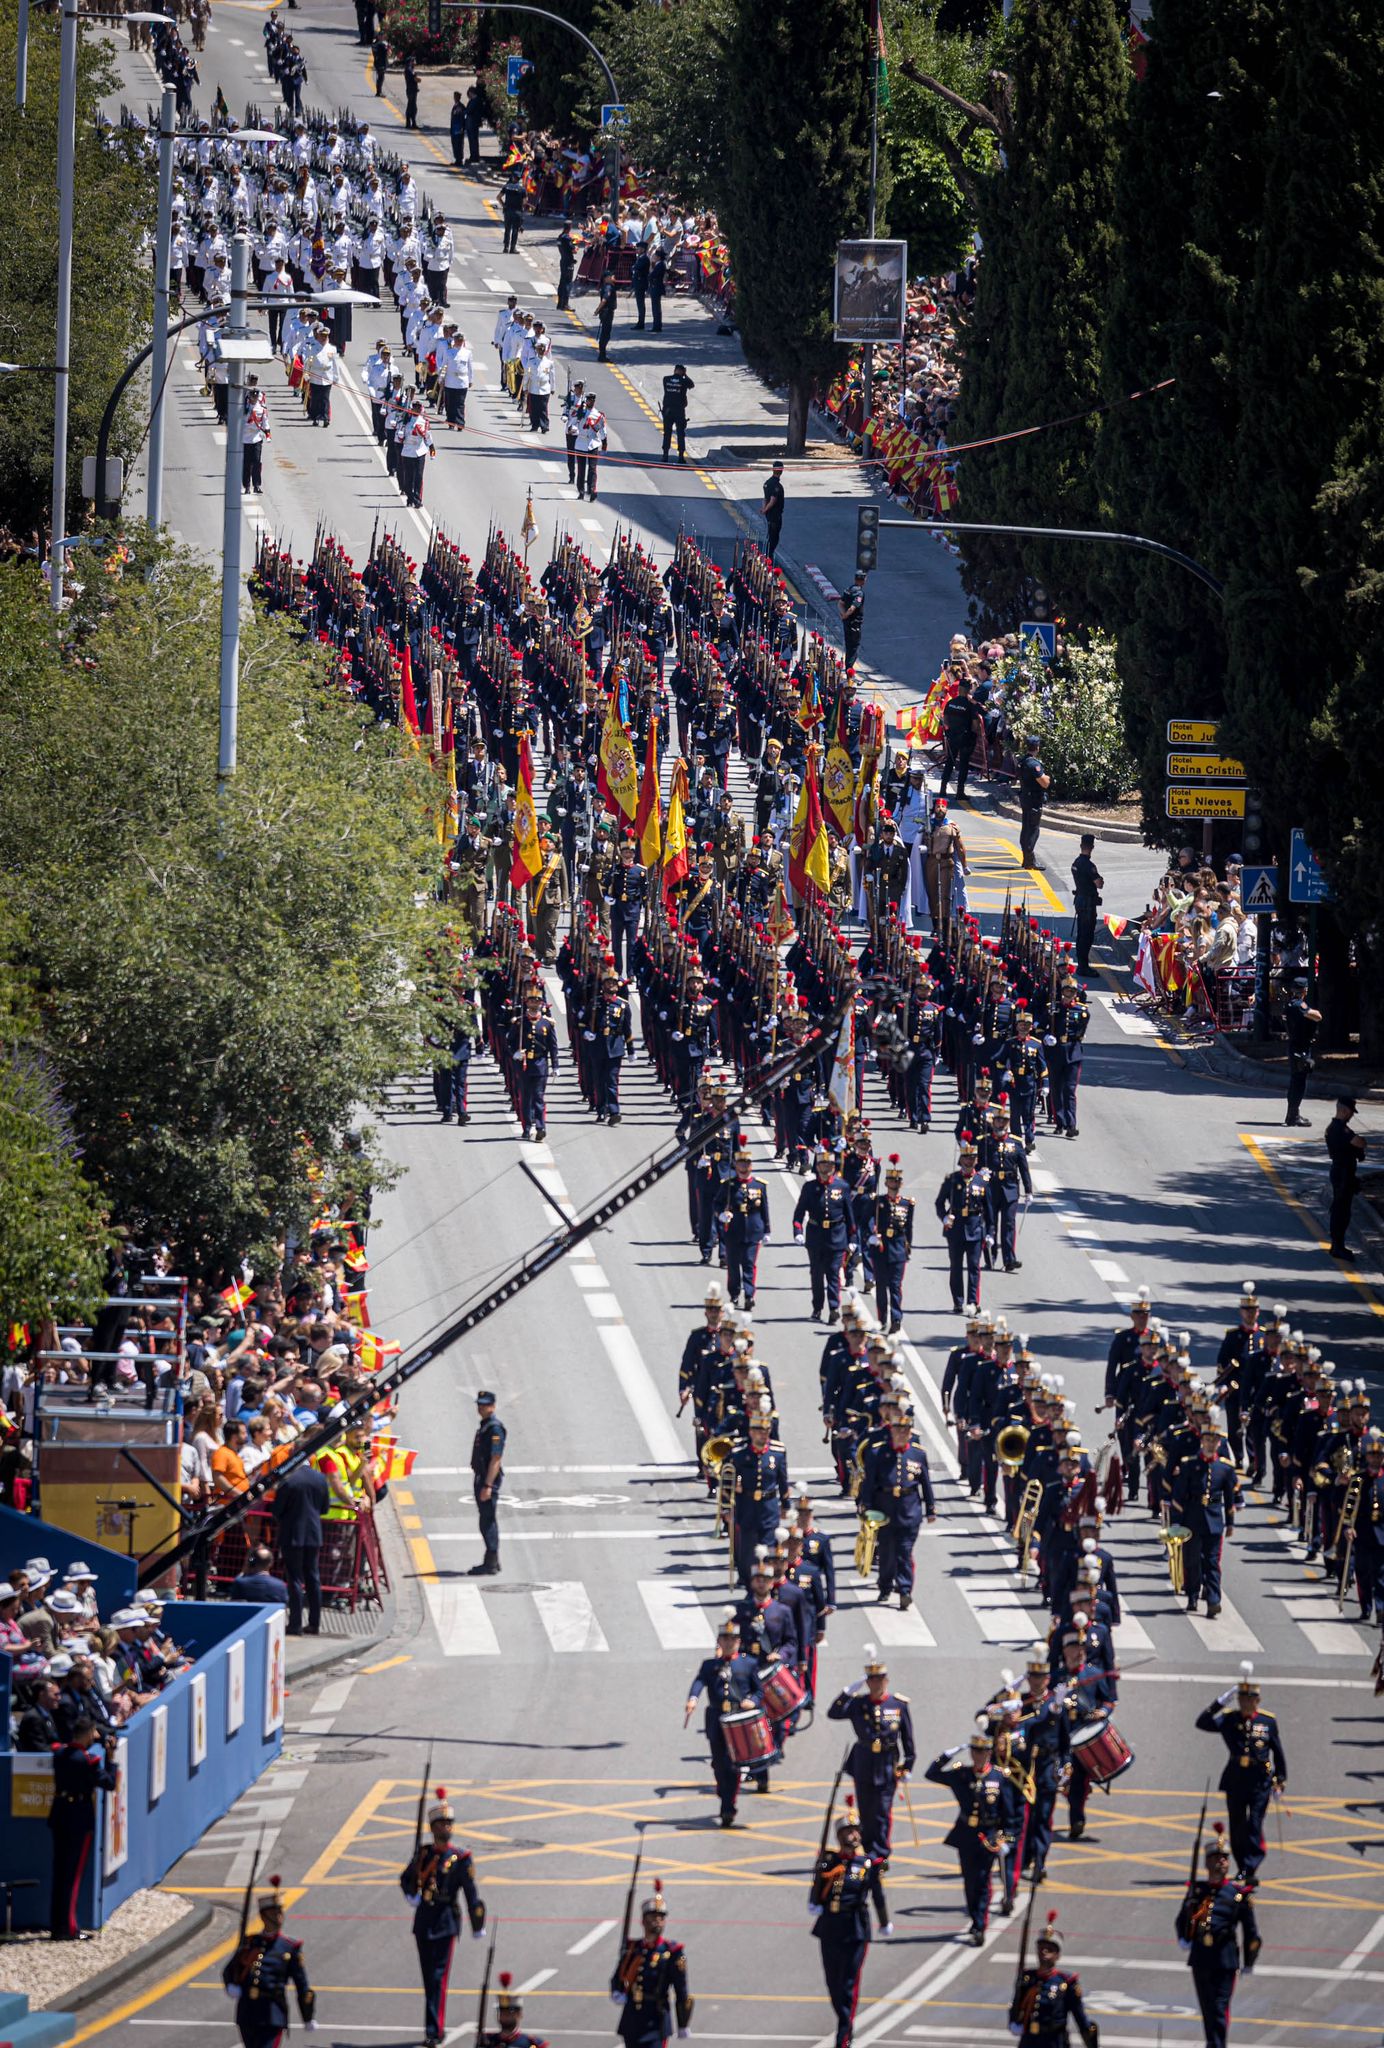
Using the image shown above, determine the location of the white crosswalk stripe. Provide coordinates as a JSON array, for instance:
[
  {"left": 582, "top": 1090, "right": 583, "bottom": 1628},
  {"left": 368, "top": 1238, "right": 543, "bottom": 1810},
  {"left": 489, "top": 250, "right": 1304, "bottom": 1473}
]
[
  {"left": 639, "top": 1580, "right": 716, "bottom": 1649},
  {"left": 426, "top": 1581, "right": 501, "bottom": 1656},
  {"left": 955, "top": 1573, "right": 1041, "bottom": 1643},
  {"left": 533, "top": 1580, "right": 610, "bottom": 1652}
]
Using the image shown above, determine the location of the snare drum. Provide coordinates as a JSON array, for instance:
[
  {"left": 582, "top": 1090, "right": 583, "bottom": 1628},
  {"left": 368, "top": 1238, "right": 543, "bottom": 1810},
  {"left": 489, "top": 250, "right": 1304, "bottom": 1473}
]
[
  {"left": 1070, "top": 1716, "right": 1134, "bottom": 1786},
  {"left": 721, "top": 1705, "right": 775, "bottom": 1765},
  {"left": 760, "top": 1658, "right": 808, "bottom": 1722}
]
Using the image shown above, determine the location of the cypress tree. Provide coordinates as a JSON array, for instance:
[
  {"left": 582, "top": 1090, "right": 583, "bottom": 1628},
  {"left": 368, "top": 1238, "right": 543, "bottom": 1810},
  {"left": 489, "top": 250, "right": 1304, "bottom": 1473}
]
[
  {"left": 1094, "top": 0, "right": 1285, "bottom": 842},
  {"left": 949, "top": 0, "right": 1128, "bottom": 625},
  {"left": 718, "top": 0, "right": 877, "bottom": 457}
]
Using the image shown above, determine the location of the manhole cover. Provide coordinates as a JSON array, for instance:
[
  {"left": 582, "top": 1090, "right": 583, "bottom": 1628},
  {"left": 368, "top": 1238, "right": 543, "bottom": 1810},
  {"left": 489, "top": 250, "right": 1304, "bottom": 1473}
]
[
  {"left": 304, "top": 1749, "right": 387, "bottom": 1764},
  {"left": 506, "top": 1838, "right": 547, "bottom": 1850}
]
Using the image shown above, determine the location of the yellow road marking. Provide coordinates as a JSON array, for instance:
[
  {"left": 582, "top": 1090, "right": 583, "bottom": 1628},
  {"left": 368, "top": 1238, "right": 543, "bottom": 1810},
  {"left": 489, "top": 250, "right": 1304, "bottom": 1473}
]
[
  {"left": 1240, "top": 1133, "right": 1384, "bottom": 1319},
  {"left": 299, "top": 1778, "right": 400, "bottom": 1887},
  {"left": 67, "top": 1888, "right": 302, "bottom": 2043},
  {"left": 361, "top": 1652, "right": 412, "bottom": 1674},
  {"left": 408, "top": 1531, "right": 438, "bottom": 1579}
]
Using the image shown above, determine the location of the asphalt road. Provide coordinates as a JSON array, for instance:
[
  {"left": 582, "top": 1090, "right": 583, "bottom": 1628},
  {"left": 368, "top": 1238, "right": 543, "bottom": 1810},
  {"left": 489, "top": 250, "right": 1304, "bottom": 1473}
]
[{"left": 70, "top": 10, "right": 1384, "bottom": 2046}]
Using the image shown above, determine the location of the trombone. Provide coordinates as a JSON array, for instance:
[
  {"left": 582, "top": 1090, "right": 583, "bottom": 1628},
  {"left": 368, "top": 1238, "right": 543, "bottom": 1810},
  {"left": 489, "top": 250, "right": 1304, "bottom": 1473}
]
[
  {"left": 703, "top": 1435, "right": 735, "bottom": 1537},
  {"left": 1335, "top": 1474, "right": 1363, "bottom": 1611},
  {"left": 1013, "top": 1479, "right": 1042, "bottom": 1580}
]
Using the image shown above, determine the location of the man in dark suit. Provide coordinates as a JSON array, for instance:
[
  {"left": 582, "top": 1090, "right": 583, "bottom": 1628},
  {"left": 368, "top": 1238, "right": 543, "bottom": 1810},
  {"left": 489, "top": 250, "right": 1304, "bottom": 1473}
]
[
  {"left": 229, "top": 1545, "right": 289, "bottom": 1607},
  {"left": 1326, "top": 1094, "right": 1366, "bottom": 1259},
  {"left": 272, "top": 1460, "right": 331, "bottom": 1635}
]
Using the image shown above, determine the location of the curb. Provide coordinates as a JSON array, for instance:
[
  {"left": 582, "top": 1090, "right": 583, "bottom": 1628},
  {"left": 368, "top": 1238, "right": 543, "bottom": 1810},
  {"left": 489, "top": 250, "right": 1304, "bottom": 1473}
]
[
  {"left": 990, "top": 792, "right": 1146, "bottom": 845},
  {"left": 62, "top": 1897, "right": 216, "bottom": 2015},
  {"left": 283, "top": 1516, "right": 401, "bottom": 1685},
  {"left": 1185, "top": 1034, "right": 1384, "bottom": 1104}
]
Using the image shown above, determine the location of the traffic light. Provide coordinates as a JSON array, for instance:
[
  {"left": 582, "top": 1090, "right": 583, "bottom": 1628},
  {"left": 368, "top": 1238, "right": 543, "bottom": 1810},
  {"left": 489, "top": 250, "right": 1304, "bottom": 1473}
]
[
  {"left": 428, "top": 0, "right": 443, "bottom": 36},
  {"left": 855, "top": 504, "right": 880, "bottom": 576},
  {"left": 1243, "top": 786, "right": 1264, "bottom": 858}
]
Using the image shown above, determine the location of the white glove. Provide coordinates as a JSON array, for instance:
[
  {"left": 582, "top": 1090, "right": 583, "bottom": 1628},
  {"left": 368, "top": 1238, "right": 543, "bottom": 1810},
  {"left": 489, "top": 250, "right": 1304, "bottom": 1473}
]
[
  {"left": 880, "top": 1921, "right": 894, "bottom": 1937},
  {"left": 1043, "top": 1033, "right": 1057, "bottom": 1047},
  {"left": 406, "top": 1893, "right": 420, "bottom": 1907},
  {"left": 808, "top": 1904, "right": 823, "bottom": 1919},
  {"left": 583, "top": 1030, "right": 596, "bottom": 1041},
  {"left": 1010, "top": 2025, "right": 1024, "bottom": 2039},
  {"left": 473, "top": 1927, "right": 486, "bottom": 1940},
  {"left": 1216, "top": 1687, "right": 1236, "bottom": 1708},
  {"left": 611, "top": 1991, "right": 627, "bottom": 2005},
  {"left": 673, "top": 1030, "right": 685, "bottom": 1041},
  {"left": 224, "top": 1986, "right": 241, "bottom": 2002},
  {"left": 1179, "top": 1938, "right": 1191, "bottom": 1952}
]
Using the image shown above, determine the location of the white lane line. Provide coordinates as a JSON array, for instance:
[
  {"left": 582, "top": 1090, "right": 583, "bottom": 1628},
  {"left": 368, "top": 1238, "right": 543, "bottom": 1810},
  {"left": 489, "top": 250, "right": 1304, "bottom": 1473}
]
[
  {"left": 1344, "top": 1909, "right": 1384, "bottom": 1971},
  {"left": 567, "top": 1917, "right": 617, "bottom": 1956},
  {"left": 569, "top": 1263, "right": 611, "bottom": 1288},
  {"left": 483, "top": 276, "right": 514, "bottom": 291},
  {"left": 532, "top": 1581, "right": 609, "bottom": 1653},
  {"left": 429, "top": 1527, "right": 674, "bottom": 1542},
  {"left": 1111, "top": 1610, "right": 1156, "bottom": 1653},
  {"left": 1125, "top": 1669, "right": 1372, "bottom": 1687},
  {"left": 1266, "top": 1580, "right": 1369, "bottom": 1656},
  {"left": 598, "top": 1322, "right": 685, "bottom": 1463},
  {"left": 1185, "top": 1593, "right": 1260, "bottom": 1655},
  {"left": 583, "top": 1291, "right": 623, "bottom": 1318},
  {"left": 425, "top": 1581, "right": 501, "bottom": 1655},
  {"left": 639, "top": 1580, "right": 715, "bottom": 1649},
  {"left": 1094, "top": 991, "right": 1164, "bottom": 1038},
  {"left": 515, "top": 1967, "right": 558, "bottom": 1993},
  {"left": 1044, "top": 1952, "right": 1384, "bottom": 1984},
  {"left": 843, "top": 1588, "right": 936, "bottom": 1647},
  {"left": 955, "top": 1575, "right": 1040, "bottom": 1643},
  {"left": 579, "top": 516, "right": 603, "bottom": 532},
  {"left": 311, "top": 1677, "right": 356, "bottom": 1717},
  {"left": 1090, "top": 1257, "right": 1130, "bottom": 1286}
]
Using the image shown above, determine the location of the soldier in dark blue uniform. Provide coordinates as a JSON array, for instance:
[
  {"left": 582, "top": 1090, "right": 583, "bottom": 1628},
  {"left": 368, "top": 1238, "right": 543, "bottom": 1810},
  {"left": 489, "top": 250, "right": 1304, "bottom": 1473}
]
[
  {"left": 221, "top": 1876, "right": 316, "bottom": 2046},
  {"left": 981, "top": 1099, "right": 1032, "bottom": 1272},
  {"left": 924, "top": 1722, "right": 1015, "bottom": 1944},
  {"left": 994, "top": 1000, "right": 1047, "bottom": 1152},
  {"left": 1175, "top": 1826, "right": 1260, "bottom": 2048},
  {"left": 1214, "top": 1281, "right": 1262, "bottom": 1470},
  {"left": 677, "top": 1281, "right": 725, "bottom": 1459},
  {"left": 793, "top": 1148, "right": 852, "bottom": 1323},
  {"left": 796, "top": 1491, "right": 838, "bottom": 1615},
  {"left": 937, "top": 1136, "right": 989, "bottom": 1313},
  {"left": 47, "top": 1719, "right": 117, "bottom": 1939},
  {"left": 827, "top": 1647, "right": 916, "bottom": 1864},
  {"left": 400, "top": 1788, "right": 485, "bottom": 2046},
  {"left": 1018, "top": 1648, "right": 1070, "bottom": 1885},
  {"left": 610, "top": 1879, "right": 693, "bottom": 2044},
  {"left": 685, "top": 1611, "right": 764, "bottom": 1827},
  {"left": 1195, "top": 1667, "right": 1286, "bottom": 1881},
  {"left": 861, "top": 1406, "right": 936, "bottom": 1609},
  {"left": 482, "top": 1971, "right": 549, "bottom": 2046},
  {"left": 1101, "top": 1287, "right": 1153, "bottom": 1496},
  {"left": 868, "top": 1158, "right": 914, "bottom": 1332},
  {"left": 470, "top": 1390, "right": 507, "bottom": 1577},
  {"left": 1046, "top": 973, "right": 1089, "bottom": 1138},
  {"left": 1171, "top": 1423, "right": 1242, "bottom": 1618},
  {"left": 593, "top": 965, "right": 633, "bottom": 1123},
  {"left": 1008, "top": 1911, "right": 1100, "bottom": 2046},
  {"left": 730, "top": 1405, "right": 790, "bottom": 1587},
  {"left": 809, "top": 1804, "right": 892, "bottom": 2048},
  {"left": 607, "top": 834, "right": 649, "bottom": 975},
  {"left": 722, "top": 1142, "right": 771, "bottom": 1309},
  {"left": 512, "top": 985, "right": 559, "bottom": 1141}
]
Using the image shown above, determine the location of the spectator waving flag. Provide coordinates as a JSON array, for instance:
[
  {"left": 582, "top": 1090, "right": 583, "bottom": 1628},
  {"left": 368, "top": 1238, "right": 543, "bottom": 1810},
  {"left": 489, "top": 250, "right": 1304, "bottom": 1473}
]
[{"left": 220, "top": 1280, "right": 253, "bottom": 1314}]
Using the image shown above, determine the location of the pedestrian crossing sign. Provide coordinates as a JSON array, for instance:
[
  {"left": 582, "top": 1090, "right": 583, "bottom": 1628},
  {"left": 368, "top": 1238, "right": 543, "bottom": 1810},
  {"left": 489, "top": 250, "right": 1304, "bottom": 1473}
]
[
  {"left": 1018, "top": 621, "right": 1055, "bottom": 661},
  {"left": 1241, "top": 864, "right": 1278, "bottom": 913}
]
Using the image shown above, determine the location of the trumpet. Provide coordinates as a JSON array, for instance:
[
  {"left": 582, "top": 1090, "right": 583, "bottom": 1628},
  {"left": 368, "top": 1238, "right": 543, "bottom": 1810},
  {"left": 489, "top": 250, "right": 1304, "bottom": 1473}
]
[
  {"left": 1013, "top": 1479, "right": 1043, "bottom": 1580},
  {"left": 996, "top": 1423, "right": 1030, "bottom": 1476},
  {"left": 854, "top": 1508, "right": 888, "bottom": 1578},
  {"left": 1160, "top": 1521, "right": 1191, "bottom": 1596},
  {"left": 1335, "top": 1474, "right": 1363, "bottom": 1611}
]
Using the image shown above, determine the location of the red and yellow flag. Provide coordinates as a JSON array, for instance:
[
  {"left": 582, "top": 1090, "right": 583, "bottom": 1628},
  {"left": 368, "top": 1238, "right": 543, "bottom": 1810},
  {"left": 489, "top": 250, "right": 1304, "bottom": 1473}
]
[
  {"left": 344, "top": 1287, "right": 371, "bottom": 1329},
  {"left": 634, "top": 716, "right": 662, "bottom": 868},
  {"left": 510, "top": 733, "right": 543, "bottom": 890},
  {"left": 822, "top": 694, "right": 856, "bottom": 840},
  {"left": 220, "top": 1280, "right": 254, "bottom": 1315},
  {"left": 767, "top": 878, "right": 796, "bottom": 945},
  {"left": 399, "top": 641, "right": 422, "bottom": 740},
  {"left": 596, "top": 689, "right": 639, "bottom": 821},
  {"left": 662, "top": 757, "right": 689, "bottom": 904},
  {"left": 788, "top": 750, "right": 831, "bottom": 900},
  {"left": 358, "top": 1331, "right": 403, "bottom": 1372}
]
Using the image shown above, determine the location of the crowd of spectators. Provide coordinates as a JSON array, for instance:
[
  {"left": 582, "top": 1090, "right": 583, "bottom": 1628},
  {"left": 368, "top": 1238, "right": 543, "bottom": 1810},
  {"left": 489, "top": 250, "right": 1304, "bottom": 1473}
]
[{"left": 3, "top": 1559, "right": 191, "bottom": 1752}]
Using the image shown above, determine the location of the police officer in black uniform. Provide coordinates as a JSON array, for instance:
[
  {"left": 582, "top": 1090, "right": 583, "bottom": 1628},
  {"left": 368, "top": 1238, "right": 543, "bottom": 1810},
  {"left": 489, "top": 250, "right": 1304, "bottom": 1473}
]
[
  {"left": 470, "top": 1390, "right": 506, "bottom": 1577},
  {"left": 661, "top": 363, "right": 695, "bottom": 463},
  {"left": 808, "top": 1805, "right": 892, "bottom": 2048},
  {"left": 400, "top": 1787, "right": 486, "bottom": 2047},
  {"left": 1070, "top": 834, "right": 1103, "bottom": 975},
  {"left": 1283, "top": 979, "right": 1320, "bottom": 1126}
]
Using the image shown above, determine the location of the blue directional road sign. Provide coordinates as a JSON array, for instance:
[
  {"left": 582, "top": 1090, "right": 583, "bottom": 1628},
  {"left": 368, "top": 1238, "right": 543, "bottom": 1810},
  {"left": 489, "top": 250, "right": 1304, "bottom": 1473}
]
[
  {"left": 1018, "top": 620, "right": 1056, "bottom": 662},
  {"left": 506, "top": 55, "right": 534, "bottom": 94},
  {"left": 1240, "top": 864, "right": 1278, "bottom": 913},
  {"left": 1289, "top": 829, "right": 1334, "bottom": 905}
]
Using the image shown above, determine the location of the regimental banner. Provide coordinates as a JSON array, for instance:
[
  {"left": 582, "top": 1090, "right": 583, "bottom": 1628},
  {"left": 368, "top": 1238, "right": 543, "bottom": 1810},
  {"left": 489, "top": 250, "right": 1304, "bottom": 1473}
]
[
  {"left": 1165, "top": 787, "right": 1246, "bottom": 819},
  {"left": 834, "top": 239, "right": 908, "bottom": 342},
  {"left": 1165, "top": 752, "right": 1246, "bottom": 782}
]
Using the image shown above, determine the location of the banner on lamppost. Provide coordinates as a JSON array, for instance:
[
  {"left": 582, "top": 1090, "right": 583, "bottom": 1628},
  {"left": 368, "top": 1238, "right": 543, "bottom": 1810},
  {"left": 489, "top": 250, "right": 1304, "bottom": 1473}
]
[{"left": 834, "top": 239, "right": 908, "bottom": 343}]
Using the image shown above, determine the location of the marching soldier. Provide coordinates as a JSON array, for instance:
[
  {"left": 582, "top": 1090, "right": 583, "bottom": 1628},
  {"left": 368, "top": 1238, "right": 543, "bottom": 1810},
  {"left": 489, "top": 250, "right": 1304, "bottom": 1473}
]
[
  {"left": 607, "top": 833, "right": 649, "bottom": 976},
  {"left": 610, "top": 1878, "right": 694, "bottom": 2045},
  {"left": 512, "top": 985, "right": 559, "bottom": 1142},
  {"left": 937, "top": 1135, "right": 989, "bottom": 1314},
  {"left": 482, "top": 1972, "right": 549, "bottom": 2046},
  {"left": 593, "top": 966, "right": 633, "bottom": 1124},
  {"left": 400, "top": 1787, "right": 485, "bottom": 2048},
  {"left": 1009, "top": 1911, "right": 1100, "bottom": 2047},
  {"left": 722, "top": 1141, "right": 771, "bottom": 1310},
  {"left": 868, "top": 1157, "right": 913, "bottom": 1333},
  {"left": 827, "top": 1645, "right": 916, "bottom": 1864},
  {"left": 794, "top": 1148, "right": 853, "bottom": 1324},
  {"left": 860, "top": 1403, "right": 936, "bottom": 1610},
  {"left": 677, "top": 1282, "right": 725, "bottom": 1455},
  {"left": 995, "top": 999, "right": 1048, "bottom": 1152},
  {"left": 1194, "top": 1665, "right": 1286, "bottom": 1882},
  {"left": 730, "top": 1399, "right": 790, "bottom": 1587},
  {"left": 796, "top": 1491, "right": 838, "bottom": 1616},
  {"left": 529, "top": 828, "right": 570, "bottom": 965},
  {"left": 685, "top": 1610, "right": 765, "bottom": 1827},
  {"left": 1171, "top": 1418, "right": 1242, "bottom": 1618},
  {"left": 808, "top": 1802, "right": 892, "bottom": 2048},
  {"left": 924, "top": 1721, "right": 1014, "bottom": 1945},
  {"left": 221, "top": 1875, "right": 316, "bottom": 2047},
  {"left": 981, "top": 1098, "right": 1032, "bottom": 1273},
  {"left": 1175, "top": 1824, "right": 1261, "bottom": 2048},
  {"left": 1018, "top": 1647, "right": 1069, "bottom": 1885},
  {"left": 1214, "top": 1281, "right": 1261, "bottom": 1470}
]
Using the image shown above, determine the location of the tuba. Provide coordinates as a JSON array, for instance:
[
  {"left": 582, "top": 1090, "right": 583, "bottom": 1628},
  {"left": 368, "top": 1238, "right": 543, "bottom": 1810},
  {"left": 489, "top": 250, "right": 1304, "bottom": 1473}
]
[
  {"left": 996, "top": 1424, "right": 1030, "bottom": 1476},
  {"left": 854, "top": 1509, "right": 888, "bottom": 1577},
  {"left": 1160, "top": 1521, "right": 1190, "bottom": 1595}
]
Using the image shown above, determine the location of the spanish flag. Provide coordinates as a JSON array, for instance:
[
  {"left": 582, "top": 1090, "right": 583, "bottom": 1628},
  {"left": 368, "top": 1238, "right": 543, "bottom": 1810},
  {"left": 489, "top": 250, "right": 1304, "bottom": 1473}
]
[
  {"left": 596, "top": 689, "right": 639, "bottom": 822},
  {"left": 343, "top": 1235, "right": 369, "bottom": 1275},
  {"left": 662, "top": 756, "right": 689, "bottom": 905},
  {"left": 358, "top": 1331, "right": 403, "bottom": 1372},
  {"left": 440, "top": 694, "right": 459, "bottom": 846},
  {"left": 510, "top": 732, "right": 543, "bottom": 891},
  {"left": 344, "top": 1287, "right": 371, "bottom": 1329},
  {"left": 399, "top": 641, "right": 422, "bottom": 740},
  {"left": 788, "top": 750, "right": 831, "bottom": 900},
  {"left": 370, "top": 1433, "right": 417, "bottom": 1487},
  {"left": 1103, "top": 913, "right": 1131, "bottom": 939},
  {"left": 822, "top": 695, "right": 856, "bottom": 841},
  {"left": 634, "top": 716, "right": 662, "bottom": 868},
  {"left": 220, "top": 1280, "right": 254, "bottom": 1315}
]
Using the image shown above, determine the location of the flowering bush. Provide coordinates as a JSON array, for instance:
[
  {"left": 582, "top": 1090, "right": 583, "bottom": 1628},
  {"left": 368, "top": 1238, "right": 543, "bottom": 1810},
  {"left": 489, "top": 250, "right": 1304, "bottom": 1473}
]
[
  {"left": 1000, "top": 632, "right": 1136, "bottom": 804},
  {"left": 380, "top": 0, "right": 474, "bottom": 66}
]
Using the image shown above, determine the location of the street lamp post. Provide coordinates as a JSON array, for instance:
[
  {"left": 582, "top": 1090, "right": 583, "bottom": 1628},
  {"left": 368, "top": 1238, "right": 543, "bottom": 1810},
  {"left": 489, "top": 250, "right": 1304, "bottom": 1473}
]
[
  {"left": 217, "top": 234, "right": 252, "bottom": 796},
  {"left": 146, "top": 84, "right": 177, "bottom": 530}
]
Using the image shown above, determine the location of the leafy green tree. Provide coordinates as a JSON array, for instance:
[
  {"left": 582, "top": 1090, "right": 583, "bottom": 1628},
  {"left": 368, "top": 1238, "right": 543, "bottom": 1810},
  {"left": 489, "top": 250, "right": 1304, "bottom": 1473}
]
[
  {"left": 0, "top": 554, "right": 452, "bottom": 1274},
  {"left": 493, "top": 0, "right": 622, "bottom": 137},
  {"left": 1000, "top": 634, "right": 1134, "bottom": 803},
  {"left": 1094, "top": 0, "right": 1285, "bottom": 843},
  {"left": 884, "top": 0, "right": 996, "bottom": 273},
  {"left": 718, "top": 0, "right": 879, "bottom": 455},
  {"left": 593, "top": 0, "right": 731, "bottom": 211},
  {"left": 948, "top": 0, "right": 1129, "bottom": 624},
  {"left": 0, "top": 13, "right": 153, "bottom": 542}
]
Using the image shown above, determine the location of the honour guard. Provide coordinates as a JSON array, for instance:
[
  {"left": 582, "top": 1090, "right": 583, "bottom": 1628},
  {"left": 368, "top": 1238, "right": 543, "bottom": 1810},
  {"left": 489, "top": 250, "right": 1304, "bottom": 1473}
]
[
  {"left": 869, "top": 1157, "right": 914, "bottom": 1333},
  {"left": 686, "top": 1611, "right": 765, "bottom": 1826},
  {"left": 937, "top": 1135, "right": 989, "bottom": 1313},
  {"left": 47, "top": 1718, "right": 117, "bottom": 1940},
  {"left": 1175, "top": 1823, "right": 1261, "bottom": 2048},
  {"left": 400, "top": 1787, "right": 485, "bottom": 2047},
  {"left": 982, "top": 1098, "right": 1032, "bottom": 1273},
  {"left": 512, "top": 984, "right": 559, "bottom": 1141},
  {"left": 860, "top": 1402, "right": 936, "bottom": 1609},
  {"left": 1171, "top": 1417, "right": 1242, "bottom": 1618},
  {"left": 1194, "top": 1664, "right": 1286, "bottom": 1881},
  {"left": 730, "top": 1399, "right": 790, "bottom": 1586},
  {"left": 482, "top": 1971, "right": 548, "bottom": 2046},
  {"left": 222, "top": 1875, "right": 316, "bottom": 2047},
  {"left": 794, "top": 1148, "right": 853, "bottom": 1323},
  {"left": 924, "top": 1720, "right": 1014, "bottom": 1944},
  {"left": 1009, "top": 1911, "right": 1100, "bottom": 2046},
  {"left": 827, "top": 1645, "right": 916, "bottom": 1863},
  {"left": 722, "top": 1142, "right": 771, "bottom": 1310},
  {"left": 809, "top": 1799, "right": 892, "bottom": 2048},
  {"left": 610, "top": 1879, "right": 694, "bottom": 2044}
]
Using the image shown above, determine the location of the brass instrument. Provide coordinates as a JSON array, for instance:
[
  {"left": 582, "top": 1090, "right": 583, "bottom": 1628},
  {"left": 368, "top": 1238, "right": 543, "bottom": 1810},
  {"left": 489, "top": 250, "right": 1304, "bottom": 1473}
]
[
  {"left": 714, "top": 1450, "right": 737, "bottom": 1542},
  {"left": 1160, "top": 1521, "right": 1191, "bottom": 1596},
  {"left": 994, "top": 1728, "right": 1037, "bottom": 1807},
  {"left": 1335, "top": 1474, "right": 1363, "bottom": 1611},
  {"left": 1148, "top": 1436, "right": 1168, "bottom": 1469},
  {"left": 996, "top": 1424, "right": 1030, "bottom": 1477},
  {"left": 849, "top": 1443, "right": 866, "bottom": 1502},
  {"left": 1013, "top": 1479, "right": 1043, "bottom": 1581},
  {"left": 854, "top": 1508, "right": 888, "bottom": 1578},
  {"left": 702, "top": 1434, "right": 733, "bottom": 1475}
]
